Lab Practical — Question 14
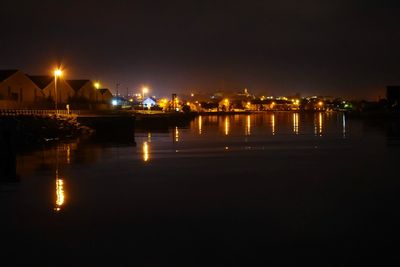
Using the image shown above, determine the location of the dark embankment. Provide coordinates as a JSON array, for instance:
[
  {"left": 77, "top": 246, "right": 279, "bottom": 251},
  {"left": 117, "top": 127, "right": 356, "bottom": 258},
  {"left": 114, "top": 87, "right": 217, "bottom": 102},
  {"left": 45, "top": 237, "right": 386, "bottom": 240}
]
[
  {"left": 0, "top": 115, "right": 92, "bottom": 148},
  {"left": 135, "top": 112, "right": 196, "bottom": 130}
]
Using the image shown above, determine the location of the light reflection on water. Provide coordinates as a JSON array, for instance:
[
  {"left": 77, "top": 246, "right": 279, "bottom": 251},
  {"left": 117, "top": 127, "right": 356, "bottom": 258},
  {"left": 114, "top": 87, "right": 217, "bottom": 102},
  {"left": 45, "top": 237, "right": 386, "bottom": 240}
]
[
  {"left": 54, "top": 177, "right": 65, "bottom": 212},
  {"left": 224, "top": 116, "right": 230, "bottom": 136},
  {"left": 142, "top": 141, "right": 149, "bottom": 162},
  {"left": 293, "top": 113, "right": 299, "bottom": 134},
  {"left": 4, "top": 112, "right": 400, "bottom": 266},
  {"left": 9, "top": 112, "right": 399, "bottom": 215}
]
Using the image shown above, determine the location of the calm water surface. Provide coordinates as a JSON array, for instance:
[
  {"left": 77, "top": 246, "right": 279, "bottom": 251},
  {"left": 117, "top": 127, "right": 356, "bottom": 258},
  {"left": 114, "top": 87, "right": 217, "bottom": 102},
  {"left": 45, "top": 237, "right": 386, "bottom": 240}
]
[{"left": 1, "top": 112, "right": 400, "bottom": 266}]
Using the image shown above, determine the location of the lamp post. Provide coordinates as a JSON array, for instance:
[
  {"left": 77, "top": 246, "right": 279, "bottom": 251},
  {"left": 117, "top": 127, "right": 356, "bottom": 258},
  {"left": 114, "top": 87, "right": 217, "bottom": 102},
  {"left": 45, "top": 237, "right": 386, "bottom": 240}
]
[{"left": 54, "top": 69, "right": 63, "bottom": 114}]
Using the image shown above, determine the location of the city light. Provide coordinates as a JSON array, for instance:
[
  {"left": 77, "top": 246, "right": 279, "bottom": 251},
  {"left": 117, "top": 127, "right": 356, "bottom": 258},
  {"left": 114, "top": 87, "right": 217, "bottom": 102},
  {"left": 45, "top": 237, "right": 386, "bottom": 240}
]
[
  {"left": 55, "top": 178, "right": 65, "bottom": 211},
  {"left": 198, "top": 115, "right": 202, "bottom": 135},
  {"left": 293, "top": 113, "right": 299, "bottom": 134},
  {"left": 174, "top": 127, "right": 179, "bottom": 142},
  {"left": 245, "top": 115, "right": 251, "bottom": 136},
  {"left": 271, "top": 114, "right": 275, "bottom": 135},
  {"left": 94, "top": 82, "right": 100, "bottom": 89},
  {"left": 224, "top": 117, "right": 230, "bottom": 136},
  {"left": 318, "top": 113, "right": 323, "bottom": 136},
  {"left": 53, "top": 68, "right": 63, "bottom": 113},
  {"left": 54, "top": 69, "right": 63, "bottom": 77},
  {"left": 143, "top": 142, "right": 149, "bottom": 162}
]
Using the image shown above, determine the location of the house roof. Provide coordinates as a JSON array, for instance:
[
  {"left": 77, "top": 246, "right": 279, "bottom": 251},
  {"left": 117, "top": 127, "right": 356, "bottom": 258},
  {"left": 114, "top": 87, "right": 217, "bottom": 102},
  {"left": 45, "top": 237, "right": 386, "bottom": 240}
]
[
  {"left": 28, "top": 75, "right": 53, "bottom": 89},
  {"left": 66, "top": 80, "right": 90, "bottom": 92},
  {"left": 0, "top": 70, "right": 19, "bottom": 82},
  {"left": 98, "top": 88, "right": 111, "bottom": 95},
  {"left": 144, "top": 97, "right": 157, "bottom": 102}
]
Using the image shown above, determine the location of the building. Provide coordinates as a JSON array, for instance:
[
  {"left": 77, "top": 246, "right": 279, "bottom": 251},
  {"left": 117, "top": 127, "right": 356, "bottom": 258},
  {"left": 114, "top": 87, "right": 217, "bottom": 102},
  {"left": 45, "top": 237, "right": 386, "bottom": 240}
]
[
  {"left": 0, "top": 70, "right": 43, "bottom": 108},
  {"left": 29, "top": 75, "right": 75, "bottom": 106},
  {"left": 387, "top": 86, "right": 400, "bottom": 108},
  {"left": 0, "top": 69, "right": 114, "bottom": 110},
  {"left": 96, "top": 88, "right": 113, "bottom": 104},
  {"left": 67, "top": 80, "right": 96, "bottom": 102},
  {"left": 143, "top": 97, "right": 157, "bottom": 108}
]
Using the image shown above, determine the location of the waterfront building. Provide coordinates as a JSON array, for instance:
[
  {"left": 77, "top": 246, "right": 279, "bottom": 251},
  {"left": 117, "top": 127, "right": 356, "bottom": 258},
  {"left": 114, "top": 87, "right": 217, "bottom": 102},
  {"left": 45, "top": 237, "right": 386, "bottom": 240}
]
[
  {"left": 67, "top": 80, "right": 96, "bottom": 102},
  {"left": 96, "top": 88, "right": 113, "bottom": 104},
  {"left": 29, "top": 75, "right": 75, "bottom": 106},
  {"left": 0, "top": 70, "right": 43, "bottom": 108}
]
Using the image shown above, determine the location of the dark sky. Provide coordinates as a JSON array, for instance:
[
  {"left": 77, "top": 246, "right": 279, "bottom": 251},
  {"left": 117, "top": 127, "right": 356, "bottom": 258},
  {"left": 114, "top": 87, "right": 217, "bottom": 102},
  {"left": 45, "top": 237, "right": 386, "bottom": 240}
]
[{"left": 1, "top": 0, "right": 400, "bottom": 99}]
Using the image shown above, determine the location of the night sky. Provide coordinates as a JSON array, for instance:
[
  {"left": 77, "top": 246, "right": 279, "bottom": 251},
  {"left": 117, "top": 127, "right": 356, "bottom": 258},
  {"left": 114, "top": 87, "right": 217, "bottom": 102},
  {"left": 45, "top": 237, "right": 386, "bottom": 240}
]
[{"left": 1, "top": 0, "right": 400, "bottom": 99}]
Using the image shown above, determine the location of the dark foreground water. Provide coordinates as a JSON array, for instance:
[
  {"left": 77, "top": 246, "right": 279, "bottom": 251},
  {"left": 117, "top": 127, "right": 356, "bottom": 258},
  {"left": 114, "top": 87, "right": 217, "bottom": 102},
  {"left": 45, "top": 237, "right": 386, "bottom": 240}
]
[{"left": 1, "top": 112, "right": 400, "bottom": 266}]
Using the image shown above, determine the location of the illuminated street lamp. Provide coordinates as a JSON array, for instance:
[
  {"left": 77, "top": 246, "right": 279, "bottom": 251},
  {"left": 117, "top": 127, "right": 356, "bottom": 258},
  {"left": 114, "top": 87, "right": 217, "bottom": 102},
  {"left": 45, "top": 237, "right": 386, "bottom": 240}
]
[
  {"left": 94, "top": 82, "right": 100, "bottom": 89},
  {"left": 54, "top": 69, "right": 63, "bottom": 114},
  {"left": 142, "top": 87, "right": 148, "bottom": 99}
]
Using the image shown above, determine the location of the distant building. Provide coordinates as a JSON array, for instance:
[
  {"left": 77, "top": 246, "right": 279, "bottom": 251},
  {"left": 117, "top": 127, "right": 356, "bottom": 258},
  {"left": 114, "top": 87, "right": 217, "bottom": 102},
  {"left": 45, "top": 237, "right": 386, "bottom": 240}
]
[
  {"left": 143, "top": 97, "right": 157, "bottom": 108},
  {"left": 387, "top": 86, "right": 400, "bottom": 108},
  {"left": 0, "top": 70, "right": 43, "bottom": 108}
]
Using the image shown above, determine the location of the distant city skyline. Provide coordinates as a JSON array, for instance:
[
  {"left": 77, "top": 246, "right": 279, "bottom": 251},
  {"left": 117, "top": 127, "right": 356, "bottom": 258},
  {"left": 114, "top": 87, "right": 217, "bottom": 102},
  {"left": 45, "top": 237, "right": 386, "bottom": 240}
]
[{"left": 2, "top": 0, "right": 400, "bottom": 100}]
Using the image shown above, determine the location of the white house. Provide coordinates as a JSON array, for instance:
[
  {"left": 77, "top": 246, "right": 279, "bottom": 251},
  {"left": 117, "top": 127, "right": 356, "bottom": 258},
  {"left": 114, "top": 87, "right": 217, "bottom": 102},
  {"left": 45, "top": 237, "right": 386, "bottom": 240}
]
[{"left": 143, "top": 97, "right": 157, "bottom": 108}]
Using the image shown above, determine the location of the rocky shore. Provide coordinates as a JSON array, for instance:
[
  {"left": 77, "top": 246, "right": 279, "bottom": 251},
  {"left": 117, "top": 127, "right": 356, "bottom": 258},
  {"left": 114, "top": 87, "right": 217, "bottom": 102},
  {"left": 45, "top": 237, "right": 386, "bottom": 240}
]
[{"left": 0, "top": 115, "right": 93, "bottom": 148}]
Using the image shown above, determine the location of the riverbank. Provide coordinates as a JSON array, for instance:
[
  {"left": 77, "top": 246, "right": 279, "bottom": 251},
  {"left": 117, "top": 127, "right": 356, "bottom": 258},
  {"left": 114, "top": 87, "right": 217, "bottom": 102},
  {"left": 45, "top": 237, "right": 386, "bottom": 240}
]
[{"left": 0, "top": 115, "right": 92, "bottom": 148}]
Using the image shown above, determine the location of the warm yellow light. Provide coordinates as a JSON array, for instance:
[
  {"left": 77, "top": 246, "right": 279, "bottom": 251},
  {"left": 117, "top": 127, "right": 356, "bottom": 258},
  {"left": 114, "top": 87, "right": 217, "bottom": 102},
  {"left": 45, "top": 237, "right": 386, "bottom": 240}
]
[
  {"left": 271, "top": 114, "right": 275, "bottom": 135},
  {"left": 293, "top": 113, "right": 299, "bottom": 134},
  {"left": 318, "top": 101, "right": 323, "bottom": 106},
  {"left": 142, "top": 87, "right": 149, "bottom": 94},
  {"left": 54, "top": 69, "right": 63, "bottom": 77},
  {"left": 66, "top": 145, "right": 71, "bottom": 164},
  {"left": 55, "top": 178, "right": 65, "bottom": 211},
  {"left": 224, "top": 98, "right": 229, "bottom": 103},
  {"left": 191, "top": 93, "right": 194, "bottom": 97},
  {"left": 175, "top": 127, "right": 179, "bottom": 142},
  {"left": 186, "top": 102, "right": 190, "bottom": 106},
  {"left": 94, "top": 82, "right": 100, "bottom": 89},
  {"left": 224, "top": 117, "right": 230, "bottom": 136},
  {"left": 246, "top": 115, "right": 251, "bottom": 136},
  {"left": 198, "top": 115, "right": 202, "bottom": 135},
  {"left": 319, "top": 113, "right": 323, "bottom": 135},
  {"left": 143, "top": 141, "right": 149, "bottom": 162}
]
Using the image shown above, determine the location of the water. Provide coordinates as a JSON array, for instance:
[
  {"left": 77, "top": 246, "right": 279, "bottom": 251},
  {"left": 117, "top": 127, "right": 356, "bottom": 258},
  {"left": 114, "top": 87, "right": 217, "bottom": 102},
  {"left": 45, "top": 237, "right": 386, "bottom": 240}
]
[{"left": 1, "top": 112, "right": 400, "bottom": 266}]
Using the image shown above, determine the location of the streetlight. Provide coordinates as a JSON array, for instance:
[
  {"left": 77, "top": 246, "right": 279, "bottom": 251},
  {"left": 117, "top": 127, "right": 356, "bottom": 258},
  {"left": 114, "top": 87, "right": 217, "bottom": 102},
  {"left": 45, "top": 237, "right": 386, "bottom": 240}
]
[
  {"left": 142, "top": 87, "right": 148, "bottom": 99},
  {"left": 94, "top": 82, "right": 100, "bottom": 89},
  {"left": 54, "top": 69, "right": 63, "bottom": 114}
]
